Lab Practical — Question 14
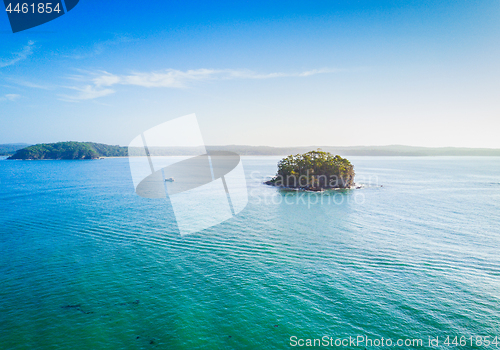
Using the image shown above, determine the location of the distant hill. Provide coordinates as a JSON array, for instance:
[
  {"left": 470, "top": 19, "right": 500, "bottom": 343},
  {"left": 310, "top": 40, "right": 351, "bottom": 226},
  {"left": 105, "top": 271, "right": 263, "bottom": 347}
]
[
  {"left": 7, "top": 142, "right": 127, "bottom": 160},
  {"left": 5, "top": 142, "right": 500, "bottom": 159},
  {"left": 0, "top": 143, "right": 31, "bottom": 156},
  {"left": 205, "top": 145, "right": 500, "bottom": 157},
  {"left": 132, "top": 145, "right": 500, "bottom": 156}
]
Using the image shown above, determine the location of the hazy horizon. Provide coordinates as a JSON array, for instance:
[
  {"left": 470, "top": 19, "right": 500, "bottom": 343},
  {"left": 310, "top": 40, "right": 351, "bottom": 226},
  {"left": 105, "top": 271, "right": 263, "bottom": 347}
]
[
  {"left": 1, "top": 1, "right": 499, "bottom": 148},
  {"left": 3, "top": 141, "right": 500, "bottom": 151}
]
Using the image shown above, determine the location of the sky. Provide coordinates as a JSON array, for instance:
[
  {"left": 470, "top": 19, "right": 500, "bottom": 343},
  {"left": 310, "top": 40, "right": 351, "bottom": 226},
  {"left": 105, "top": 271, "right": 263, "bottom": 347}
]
[{"left": 0, "top": 0, "right": 499, "bottom": 148}]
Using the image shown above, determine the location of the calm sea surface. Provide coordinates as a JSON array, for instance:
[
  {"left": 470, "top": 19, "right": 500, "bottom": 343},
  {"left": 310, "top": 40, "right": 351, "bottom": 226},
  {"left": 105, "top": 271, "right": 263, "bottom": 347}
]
[{"left": 0, "top": 156, "right": 499, "bottom": 349}]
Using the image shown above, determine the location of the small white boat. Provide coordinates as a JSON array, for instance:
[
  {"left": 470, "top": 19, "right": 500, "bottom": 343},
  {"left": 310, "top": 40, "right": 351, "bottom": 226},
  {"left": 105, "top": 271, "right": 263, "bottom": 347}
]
[{"left": 164, "top": 177, "right": 175, "bottom": 182}]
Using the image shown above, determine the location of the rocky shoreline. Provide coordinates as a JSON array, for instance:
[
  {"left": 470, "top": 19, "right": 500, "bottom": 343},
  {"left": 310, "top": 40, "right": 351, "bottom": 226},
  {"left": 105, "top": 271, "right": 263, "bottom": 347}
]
[{"left": 263, "top": 180, "right": 363, "bottom": 192}]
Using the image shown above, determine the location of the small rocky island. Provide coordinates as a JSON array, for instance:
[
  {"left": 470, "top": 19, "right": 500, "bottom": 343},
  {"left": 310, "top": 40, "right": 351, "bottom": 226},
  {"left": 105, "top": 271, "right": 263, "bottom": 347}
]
[
  {"left": 7, "top": 142, "right": 127, "bottom": 160},
  {"left": 265, "top": 149, "right": 355, "bottom": 191}
]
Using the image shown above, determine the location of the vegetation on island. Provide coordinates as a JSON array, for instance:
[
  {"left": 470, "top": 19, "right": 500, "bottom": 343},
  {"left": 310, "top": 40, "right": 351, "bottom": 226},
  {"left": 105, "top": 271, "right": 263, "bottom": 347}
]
[
  {"left": 265, "top": 149, "right": 355, "bottom": 190},
  {"left": 0, "top": 143, "right": 30, "bottom": 156},
  {"left": 3, "top": 143, "right": 500, "bottom": 158},
  {"left": 7, "top": 142, "right": 127, "bottom": 160}
]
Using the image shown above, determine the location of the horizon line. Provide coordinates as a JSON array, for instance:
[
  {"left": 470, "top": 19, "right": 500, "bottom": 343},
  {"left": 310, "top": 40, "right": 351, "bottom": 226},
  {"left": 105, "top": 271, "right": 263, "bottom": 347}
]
[{"left": 3, "top": 142, "right": 500, "bottom": 151}]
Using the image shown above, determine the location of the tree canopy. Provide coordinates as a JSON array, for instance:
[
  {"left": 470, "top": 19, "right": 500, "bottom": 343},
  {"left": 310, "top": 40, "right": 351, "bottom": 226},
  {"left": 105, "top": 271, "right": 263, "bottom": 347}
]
[
  {"left": 268, "top": 149, "right": 355, "bottom": 189},
  {"left": 0, "top": 143, "right": 30, "bottom": 156},
  {"left": 7, "top": 142, "right": 127, "bottom": 160}
]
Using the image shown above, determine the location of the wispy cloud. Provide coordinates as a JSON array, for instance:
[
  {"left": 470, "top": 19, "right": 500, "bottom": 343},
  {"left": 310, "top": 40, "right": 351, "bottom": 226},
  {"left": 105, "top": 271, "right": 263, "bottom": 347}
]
[
  {"left": 92, "top": 68, "right": 341, "bottom": 88},
  {"left": 8, "top": 78, "right": 54, "bottom": 90},
  {"left": 0, "top": 41, "right": 35, "bottom": 68},
  {"left": 59, "top": 85, "right": 115, "bottom": 101},
  {"left": 0, "top": 94, "right": 21, "bottom": 101},
  {"left": 65, "top": 36, "right": 135, "bottom": 59},
  {"left": 62, "top": 67, "right": 340, "bottom": 100}
]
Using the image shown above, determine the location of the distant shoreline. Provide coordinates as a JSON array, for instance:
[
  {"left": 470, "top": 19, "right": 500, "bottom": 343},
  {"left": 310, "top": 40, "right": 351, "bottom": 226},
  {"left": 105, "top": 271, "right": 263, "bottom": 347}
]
[
  {"left": 3, "top": 142, "right": 500, "bottom": 158},
  {"left": 4, "top": 155, "right": 500, "bottom": 162}
]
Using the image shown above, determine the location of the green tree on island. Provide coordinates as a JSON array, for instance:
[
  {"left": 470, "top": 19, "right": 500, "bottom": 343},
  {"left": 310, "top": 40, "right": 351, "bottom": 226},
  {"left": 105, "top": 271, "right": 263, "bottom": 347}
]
[
  {"left": 7, "top": 142, "right": 128, "bottom": 160},
  {"left": 266, "top": 149, "right": 355, "bottom": 190}
]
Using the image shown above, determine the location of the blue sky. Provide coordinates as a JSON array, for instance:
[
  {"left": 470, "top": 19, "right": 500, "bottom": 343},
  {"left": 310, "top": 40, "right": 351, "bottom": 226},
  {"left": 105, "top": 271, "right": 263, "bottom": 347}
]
[{"left": 1, "top": 0, "right": 499, "bottom": 147}]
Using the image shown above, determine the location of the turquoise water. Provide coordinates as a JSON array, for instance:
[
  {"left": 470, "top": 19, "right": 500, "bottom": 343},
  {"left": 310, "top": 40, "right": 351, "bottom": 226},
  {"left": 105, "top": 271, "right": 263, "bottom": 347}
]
[{"left": 0, "top": 156, "right": 499, "bottom": 349}]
